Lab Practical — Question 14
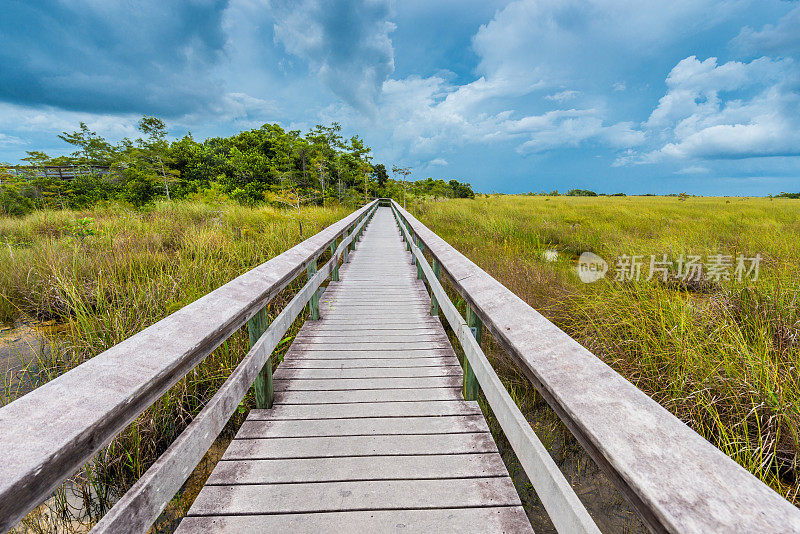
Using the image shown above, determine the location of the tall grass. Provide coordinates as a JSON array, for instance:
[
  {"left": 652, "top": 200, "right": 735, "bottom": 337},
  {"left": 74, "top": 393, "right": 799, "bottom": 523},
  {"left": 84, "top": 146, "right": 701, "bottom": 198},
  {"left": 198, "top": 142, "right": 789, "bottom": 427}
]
[
  {"left": 415, "top": 195, "right": 800, "bottom": 504},
  {"left": 0, "top": 200, "right": 351, "bottom": 531}
]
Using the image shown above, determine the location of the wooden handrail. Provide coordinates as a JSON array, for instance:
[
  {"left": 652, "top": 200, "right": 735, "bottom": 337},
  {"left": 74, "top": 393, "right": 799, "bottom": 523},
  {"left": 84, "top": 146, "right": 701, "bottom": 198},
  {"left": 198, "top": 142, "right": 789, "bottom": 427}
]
[
  {"left": 0, "top": 200, "right": 378, "bottom": 531},
  {"left": 93, "top": 206, "right": 377, "bottom": 532},
  {"left": 391, "top": 203, "right": 600, "bottom": 533},
  {"left": 391, "top": 200, "right": 800, "bottom": 533}
]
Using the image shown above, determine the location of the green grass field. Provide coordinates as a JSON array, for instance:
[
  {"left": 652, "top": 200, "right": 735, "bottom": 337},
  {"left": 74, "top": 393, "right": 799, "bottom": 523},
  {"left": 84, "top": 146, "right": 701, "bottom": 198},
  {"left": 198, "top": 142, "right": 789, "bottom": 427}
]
[
  {"left": 414, "top": 194, "right": 800, "bottom": 504},
  {"left": 1, "top": 196, "right": 798, "bottom": 530},
  {"left": 0, "top": 200, "right": 351, "bottom": 531}
]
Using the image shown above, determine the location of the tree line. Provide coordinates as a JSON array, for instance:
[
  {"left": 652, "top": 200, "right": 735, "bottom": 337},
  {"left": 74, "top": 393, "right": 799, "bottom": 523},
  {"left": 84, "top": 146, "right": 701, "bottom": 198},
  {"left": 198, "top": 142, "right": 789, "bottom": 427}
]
[{"left": 0, "top": 118, "right": 474, "bottom": 215}]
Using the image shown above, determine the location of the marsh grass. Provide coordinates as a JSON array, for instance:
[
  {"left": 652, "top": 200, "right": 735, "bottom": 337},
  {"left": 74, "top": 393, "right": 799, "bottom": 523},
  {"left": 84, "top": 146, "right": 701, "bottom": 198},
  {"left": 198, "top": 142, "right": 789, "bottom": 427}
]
[
  {"left": 0, "top": 200, "right": 351, "bottom": 531},
  {"left": 430, "top": 265, "right": 646, "bottom": 532},
  {"left": 416, "top": 195, "right": 800, "bottom": 506}
]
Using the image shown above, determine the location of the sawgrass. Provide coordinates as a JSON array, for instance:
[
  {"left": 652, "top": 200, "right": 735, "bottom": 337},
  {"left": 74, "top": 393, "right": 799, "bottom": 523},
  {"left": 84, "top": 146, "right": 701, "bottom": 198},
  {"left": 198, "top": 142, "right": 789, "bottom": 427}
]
[
  {"left": 415, "top": 194, "right": 800, "bottom": 506},
  {"left": 0, "top": 200, "right": 351, "bottom": 531}
]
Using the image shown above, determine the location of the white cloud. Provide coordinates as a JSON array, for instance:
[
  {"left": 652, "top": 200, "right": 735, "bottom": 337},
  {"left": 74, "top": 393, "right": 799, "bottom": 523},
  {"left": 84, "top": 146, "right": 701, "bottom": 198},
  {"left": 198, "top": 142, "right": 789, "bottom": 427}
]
[
  {"left": 634, "top": 55, "right": 800, "bottom": 162},
  {"left": 675, "top": 165, "right": 709, "bottom": 174},
  {"left": 350, "top": 0, "right": 746, "bottom": 166},
  {"left": 0, "top": 134, "right": 26, "bottom": 148},
  {"left": 732, "top": 5, "right": 800, "bottom": 57},
  {"left": 429, "top": 158, "right": 448, "bottom": 166},
  {"left": 545, "top": 90, "right": 580, "bottom": 102}
]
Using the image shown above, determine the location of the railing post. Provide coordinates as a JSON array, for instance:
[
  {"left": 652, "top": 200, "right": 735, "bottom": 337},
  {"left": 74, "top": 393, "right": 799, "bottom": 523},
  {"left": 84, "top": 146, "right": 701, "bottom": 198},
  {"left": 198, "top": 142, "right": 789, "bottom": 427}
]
[
  {"left": 248, "top": 308, "right": 273, "bottom": 409},
  {"left": 416, "top": 238, "right": 424, "bottom": 279},
  {"left": 330, "top": 239, "right": 339, "bottom": 281},
  {"left": 307, "top": 260, "right": 320, "bottom": 320},
  {"left": 464, "top": 306, "right": 482, "bottom": 401},
  {"left": 430, "top": 259, "right": 441, "bottom": 316}
]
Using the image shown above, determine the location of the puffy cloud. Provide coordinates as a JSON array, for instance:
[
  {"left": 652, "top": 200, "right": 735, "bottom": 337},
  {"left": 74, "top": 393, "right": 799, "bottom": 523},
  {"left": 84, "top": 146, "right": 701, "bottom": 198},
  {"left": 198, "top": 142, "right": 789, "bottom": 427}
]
[
  {"left": 0, "top": 0, "right": 230, "bottom": 116},
  {"left": 471, "top": 0, "right": 741, "bottom": 90},
  {"left": 637, "top": 55, "right": 800, "bottom": 162},
  {"left": 271, "top": 0, "right": 395, "bottom": 114}
]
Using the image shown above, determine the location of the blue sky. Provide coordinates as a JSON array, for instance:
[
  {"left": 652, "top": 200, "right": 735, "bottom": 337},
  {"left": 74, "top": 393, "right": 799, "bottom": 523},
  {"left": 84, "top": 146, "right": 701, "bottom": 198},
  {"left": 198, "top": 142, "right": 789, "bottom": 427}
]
[{"left": 1, "top": 0, "right": 800, "bottom": 195}]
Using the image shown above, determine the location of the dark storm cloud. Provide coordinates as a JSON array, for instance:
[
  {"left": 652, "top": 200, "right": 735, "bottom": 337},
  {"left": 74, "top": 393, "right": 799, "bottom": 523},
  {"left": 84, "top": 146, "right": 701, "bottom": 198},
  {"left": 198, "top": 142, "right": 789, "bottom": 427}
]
[
  {"left": 0, "top": 0, "right": 230, "bottom": 116},
  {"left": 271, "top": 0, "right": 395, "bottom": 113}
]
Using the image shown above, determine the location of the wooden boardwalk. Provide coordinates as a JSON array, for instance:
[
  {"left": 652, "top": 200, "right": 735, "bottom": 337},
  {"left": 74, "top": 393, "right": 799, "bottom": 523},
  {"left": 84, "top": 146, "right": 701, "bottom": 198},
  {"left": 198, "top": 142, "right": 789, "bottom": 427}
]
[{"left": 177, "top": 208, "right": 533, "bottom": 532}]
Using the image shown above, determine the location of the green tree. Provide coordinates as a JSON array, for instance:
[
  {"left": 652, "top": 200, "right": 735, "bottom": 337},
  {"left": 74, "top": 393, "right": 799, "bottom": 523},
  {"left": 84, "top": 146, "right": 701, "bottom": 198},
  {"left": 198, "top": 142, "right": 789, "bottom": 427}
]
[{"left": 58, "top": 123, "right": 117, "bottom": 165}]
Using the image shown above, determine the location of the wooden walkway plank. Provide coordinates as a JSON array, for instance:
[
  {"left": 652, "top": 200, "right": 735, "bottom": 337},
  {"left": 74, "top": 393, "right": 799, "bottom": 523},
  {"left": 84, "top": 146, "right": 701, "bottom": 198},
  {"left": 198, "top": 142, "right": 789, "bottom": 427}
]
[
  {"left": 206, "top": 453, "right": 509, "bottom": 484},
  {"left": 187, "top": 478, "right": 521, "bottom": 515},
  {"left": 274, "top": 366, "right": 462, "bottom": 378},
  {"left": 235, "top": 414, "right": 491, "bottom": 438},
  {"left": 177, "top": 508, "right": 532, "bottom": 534},
  {"left": 177, "top": 207, "right": 532, "bottom": 533}
]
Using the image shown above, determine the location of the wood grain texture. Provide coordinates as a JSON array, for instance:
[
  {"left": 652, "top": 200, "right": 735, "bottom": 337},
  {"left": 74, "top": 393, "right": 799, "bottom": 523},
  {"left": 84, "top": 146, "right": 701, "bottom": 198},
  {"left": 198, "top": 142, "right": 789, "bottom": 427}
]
[
  {"left": 178, "top": 208, "right": 531, "bottom": 533},
  {"left": 176, "top": 507, "right": 532, "bottom": 534}
]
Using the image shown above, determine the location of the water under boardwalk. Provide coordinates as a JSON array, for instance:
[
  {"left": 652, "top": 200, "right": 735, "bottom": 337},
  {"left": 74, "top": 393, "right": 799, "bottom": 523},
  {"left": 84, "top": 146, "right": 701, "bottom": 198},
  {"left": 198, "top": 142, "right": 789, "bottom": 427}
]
[{"left": 177, "top": 208, "right": 533, "bottom": 532}]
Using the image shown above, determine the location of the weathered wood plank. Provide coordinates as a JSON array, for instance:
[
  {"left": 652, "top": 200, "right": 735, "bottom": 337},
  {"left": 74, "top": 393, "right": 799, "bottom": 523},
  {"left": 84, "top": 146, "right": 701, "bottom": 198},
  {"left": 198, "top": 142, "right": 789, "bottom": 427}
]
[
  {"left": 292, "top": 334, "right": 449, "bottom": 344},
  {"left": 178, "top": 207, "right": 532, "bottom": 533},
  {"left": 187, "top": 478, "right": 520, "bottom": 515},
  {"left": 280, "top": 357, "right": 458, "bottom": 369},
  {"left": 283, "top": 348, "right": 458, "bottom": 360},
  {"left": 247, "top": 400, "right": 482, "bottom": 420},
  {"left": 222, "top": 433, "right": 497, "bottom": 460},
  {"left": 273, "top": 376, "right": 462, "bottom": 391},
  {"left": 273, "top": 387, "right": 461, "bottom": 404},
  {"left": 290, "top": 341, "right": 452, "bottom": 350},
  {"left": 176, "top": 507, "right": 532, "bottom": 534},
  {"left": 274, "top": 366, "right": 461, "bottom": 379},
  {"left": 207, "top": 453, "right": 509, "bottom": 484},
  {"left": 236, "top": 414, "right": 490, "bottom": 438}
]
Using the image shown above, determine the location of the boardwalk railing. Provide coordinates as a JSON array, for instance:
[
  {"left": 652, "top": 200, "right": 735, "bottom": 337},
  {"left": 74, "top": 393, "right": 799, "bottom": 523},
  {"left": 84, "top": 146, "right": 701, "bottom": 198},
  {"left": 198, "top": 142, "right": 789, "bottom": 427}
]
[
  {"left": 391, "top": 199, "right": 800, "bottom": 533},
  {"left": 0, "top": 200, "right": 378, "bottom": 531},
  {"left": 390, "top": 203, "right": 600, "bottom": 533}
]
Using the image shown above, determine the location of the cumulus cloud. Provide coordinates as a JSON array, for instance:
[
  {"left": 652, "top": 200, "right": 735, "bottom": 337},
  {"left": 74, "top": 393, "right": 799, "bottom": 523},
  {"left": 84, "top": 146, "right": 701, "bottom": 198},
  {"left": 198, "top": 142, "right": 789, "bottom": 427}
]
[
  {"left": 471, "top": 0, "right": 741, "bottom": 91},
  {"left": 349, "top": 0, "right": 745, "bottom": 163},
  {"left": 635, "top": 55, "right": 800, "bottom": 162},
  {"left": 271, "top": 0, "right": 395, "bottom": 114},
  {"left": 0, "top": 0, "right": 230, "bottom": 116}
]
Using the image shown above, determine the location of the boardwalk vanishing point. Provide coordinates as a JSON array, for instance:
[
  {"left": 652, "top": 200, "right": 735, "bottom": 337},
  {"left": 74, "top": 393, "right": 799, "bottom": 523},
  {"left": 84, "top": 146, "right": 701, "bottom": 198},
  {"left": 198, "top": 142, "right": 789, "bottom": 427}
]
[{"left": 177, "top": 207, "right": 533, "bottom": 532}]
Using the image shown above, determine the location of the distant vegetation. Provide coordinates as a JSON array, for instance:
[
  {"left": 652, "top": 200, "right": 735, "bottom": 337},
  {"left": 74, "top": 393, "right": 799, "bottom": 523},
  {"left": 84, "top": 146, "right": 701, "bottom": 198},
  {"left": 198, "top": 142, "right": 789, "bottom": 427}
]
[{"left": 0, "top": 118, "right": 474, "bottom": 216}]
